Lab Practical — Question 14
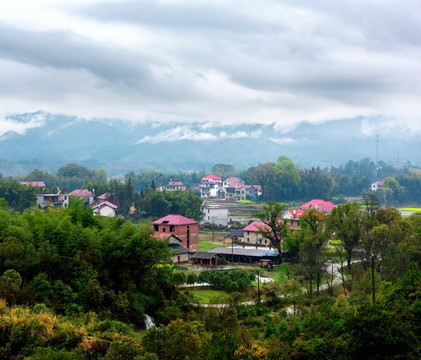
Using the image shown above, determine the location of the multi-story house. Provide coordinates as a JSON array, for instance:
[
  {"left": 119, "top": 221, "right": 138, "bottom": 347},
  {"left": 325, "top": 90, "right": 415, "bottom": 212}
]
[
  {"left": 199, "top": 175, "right": 222, "bottom": 198},
  {"left": 153, "top": 214, "right": 199, "bottom": 251},
  {"left": 36, "top": 190, "right": 69, "bottom": 208},
  {"left": 201, "top": 201, "right": 229, "bottom": 226},
  {"left": 159, "top": 181, "right": 187, "bottom": 192}
]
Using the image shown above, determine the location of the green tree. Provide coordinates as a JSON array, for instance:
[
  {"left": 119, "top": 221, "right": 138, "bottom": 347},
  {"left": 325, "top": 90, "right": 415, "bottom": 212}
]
[
  {"left": 211, "top": 163, "right": 236, "bottom": 180},
  {"left": 329, "top": 202, "right": 363, "bottom": 269},
  {"left": 0, "top": 269, "right": 22, "bottom": 305},
  {"left": 255, "top": 202, "right": 288, "bottom": 255}
]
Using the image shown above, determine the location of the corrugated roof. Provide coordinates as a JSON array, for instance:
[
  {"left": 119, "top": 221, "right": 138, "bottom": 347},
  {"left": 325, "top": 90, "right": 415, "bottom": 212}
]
[
  {"left": 167, "top": 243, "right": 190, "bottom": 255},
  {"left": 153, "top": 214, "right": 197, "bottom": 225},
  {"left": 209, "top": 247, "right": 279, "bottom": 257},
  {"left": 191, "top": 252, "right": 219, "bottom": 259}
]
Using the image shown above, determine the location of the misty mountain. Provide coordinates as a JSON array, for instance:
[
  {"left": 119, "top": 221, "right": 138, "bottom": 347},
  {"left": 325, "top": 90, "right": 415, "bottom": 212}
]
[{"left": 0, "top": 112, "right": 419, "bottom": 176}]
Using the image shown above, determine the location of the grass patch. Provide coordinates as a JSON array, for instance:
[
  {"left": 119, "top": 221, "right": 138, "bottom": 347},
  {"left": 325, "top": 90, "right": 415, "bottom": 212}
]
[
  {"left": 398, "top": 208, "right": 421, "bottom": 212},
  {"left": 198, "top": 240, "right": 224, "bottom": 252},
  {"left": 181, "top": 289, "right": 228, "bottom": 304},
  {"left": 264, "top": 264, "right": 294, "bottom": 284}
]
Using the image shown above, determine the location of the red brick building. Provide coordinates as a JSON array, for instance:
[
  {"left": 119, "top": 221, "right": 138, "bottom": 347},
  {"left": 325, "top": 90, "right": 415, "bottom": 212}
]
[{"left": 153, "top": 214, "right": 199, "bottom": 251}]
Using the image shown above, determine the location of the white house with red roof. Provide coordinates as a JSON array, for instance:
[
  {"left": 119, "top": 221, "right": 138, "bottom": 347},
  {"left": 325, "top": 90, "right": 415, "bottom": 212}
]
[
  {"left": 282, "top": 209, "right": 305, "bottom": 231},
  {"left": 92, "top": 201, "right": 118, "bottom": 217},
  {"left": 222, "top": 177, "right": 262, "bottom": 201},
  {"left": 371, "top": 181, "right": 383, "bottom": 192},
  {"left": 299, "top": 199, "right": 335, "bottom": 213},
  {"left": 242, "top": 221, "right": 273, "bottom": 246},
  {"left": 153, "top": 214, "right": 199, "bottom": 251},
  {"left": 200, "top": 174, "right": 223, "bottom": 198}
]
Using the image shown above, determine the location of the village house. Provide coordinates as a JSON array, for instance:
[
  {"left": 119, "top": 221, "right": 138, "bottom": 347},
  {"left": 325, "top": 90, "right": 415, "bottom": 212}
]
[
  {"left": 96, "top": 192, "right": 118, "bottom": 205},
  {"left": 201, "top": 201, "right": 229, "bottom": 226},
  {"left": 158, "top": 181, "right": 187, "bottom": 192},
  {"left": 223, "top": 177, "right": 262, "bottom": 200},
  {"left": 299, "top": 199, "right": 335, "bottom": 213},
  {"left": 242, "top": 221, "right": 272, "bottom": 246},
  {"left": 199, "top": 174, "right": 222, "bottom": 198},
  {"left": 20, "top": 181, "right": 46, "bottom": 190},
  {"left": 36, "top": 190, "right": 69, "bottom": 208},
  {"left": 153, "top": 214, "right": 199, "bottom": 251},
  {"left": 282, "top": 209, "right": 305, "bottom": 231},
  {"left": 92, "top": 201, "right": 118, "bottom": 217},
  {"left": 167, "top": 235, "right": 191, "bottom": 263},
  {"left": 68, "top": 189, "right": 95, "bottom": 205},
  {"left": 371, "top": 181, "right": 383, "bottom": 192}
]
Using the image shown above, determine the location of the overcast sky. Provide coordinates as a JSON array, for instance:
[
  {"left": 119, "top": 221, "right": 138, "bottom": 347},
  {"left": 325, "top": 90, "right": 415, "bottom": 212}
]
[{"left": 1, "top": 0, "right": 421, "bottom": 137}]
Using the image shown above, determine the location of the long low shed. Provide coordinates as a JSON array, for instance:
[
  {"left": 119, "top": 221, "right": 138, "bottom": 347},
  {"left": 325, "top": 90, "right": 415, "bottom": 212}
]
[{"left": 208, "top": 247, "right": 281, "bottom": 265}]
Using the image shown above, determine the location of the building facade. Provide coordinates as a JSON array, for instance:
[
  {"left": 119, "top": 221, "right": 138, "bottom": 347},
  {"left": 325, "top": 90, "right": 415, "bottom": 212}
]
[
  {"left": 153, "top": 214, "right": 199, "bottom": 251},
  {"left": 199, "top": 175, "right": 222, "bottom": 198},
  {"left": 201, "top": 202, "right": 229, "bottom": 226}
]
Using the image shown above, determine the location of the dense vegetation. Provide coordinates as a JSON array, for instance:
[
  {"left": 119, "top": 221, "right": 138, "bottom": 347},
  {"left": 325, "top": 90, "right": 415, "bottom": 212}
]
[{"left": 0, "top": 198, "right": 420, "bottom": 358}]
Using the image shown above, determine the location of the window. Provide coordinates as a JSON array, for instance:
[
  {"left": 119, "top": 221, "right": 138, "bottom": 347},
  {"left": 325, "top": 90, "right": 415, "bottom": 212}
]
[
  {"left": 163, "top": 228, "right": 166, "bottom": 232},
  {"left": 154, "top": 225, "right": 158, "bottom": 231},
  {"left": 170, "top": 225, "right": 174, "bottom": 232}
]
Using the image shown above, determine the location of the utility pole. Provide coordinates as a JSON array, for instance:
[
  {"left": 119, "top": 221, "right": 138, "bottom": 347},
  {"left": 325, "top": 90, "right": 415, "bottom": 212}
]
[
  {"left": 257, "top": 269, "right": 261, "bottom": 305},
  {"left": 371, "top": 254, "right": 376, "bottom": 303},
  {"left": 231, "top": 237, "right": 234, "bottom": 264}
]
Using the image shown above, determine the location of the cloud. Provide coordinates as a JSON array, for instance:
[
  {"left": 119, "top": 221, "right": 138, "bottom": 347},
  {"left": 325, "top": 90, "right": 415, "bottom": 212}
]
[
  {"left": 136, "top": 126, "right": 217, "bottom": 143},
  {"left": 0, "top": 0, "right": 420, "bottom": 135},
  {"left": 0, "top": 112, "right": 46, "bottom": 137},
  {"left": 219, "top": 130, "right": 262, "bottom": 139},
  {"left": 269, "top": 137, "right": 296, "bottom": 145}
]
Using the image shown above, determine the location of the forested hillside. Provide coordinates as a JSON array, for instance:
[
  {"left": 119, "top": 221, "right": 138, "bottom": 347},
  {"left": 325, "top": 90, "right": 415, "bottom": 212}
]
[{"left": 0, "top": 201, "right": 420, "bottom": 359}]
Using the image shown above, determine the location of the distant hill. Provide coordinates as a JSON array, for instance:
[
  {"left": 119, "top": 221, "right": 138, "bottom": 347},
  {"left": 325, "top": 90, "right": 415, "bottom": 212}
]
[{"left": 1, "top": 111, "right": 419, "bottom": 176}]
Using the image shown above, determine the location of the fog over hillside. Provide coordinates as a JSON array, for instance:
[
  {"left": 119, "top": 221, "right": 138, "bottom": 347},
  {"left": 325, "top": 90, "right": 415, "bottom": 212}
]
[{"left": 0, "top": 112, "right": 419, "bottom": 176}]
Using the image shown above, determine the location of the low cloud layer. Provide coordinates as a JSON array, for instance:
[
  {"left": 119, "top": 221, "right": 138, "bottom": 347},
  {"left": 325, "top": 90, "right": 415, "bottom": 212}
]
[{"left": 0, "top": 0, "right": 421, "bottom": 136}]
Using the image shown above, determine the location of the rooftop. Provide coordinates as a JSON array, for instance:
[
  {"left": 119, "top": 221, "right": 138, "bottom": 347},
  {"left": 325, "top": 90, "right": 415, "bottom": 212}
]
[
  {"left": 20, "top": 181, "right": 46, "bottom": 188},
  {"left": 209, "top": 247, "right": 279, "bottom": 257},
  {"left": 69, "top": 189, "right": 93, "bottom": 197},
  {"left": 300, "top": 199, "right": 335, "bottom": 211},
  {"left": 243, "top": 221, "right": 271, "bottom": 232},
  {"left": 92, "top": 201, "right": 118, "bottom": 209},
  {"left": 153, "top": 214, "right": 197, "bottom": 225},
  {"left": 203, "top": 174, "right": 222, "bottom": 180}
]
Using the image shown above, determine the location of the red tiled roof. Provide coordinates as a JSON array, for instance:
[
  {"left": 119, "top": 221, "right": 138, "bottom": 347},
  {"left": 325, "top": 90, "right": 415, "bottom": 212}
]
[
  {"left": 287, "top": 209, "right": 305, "bottom": 217},
  {"left": 372, "top": 181, "right": 383, "bottom": 185},
  {"left": 69, "top": 189, "right": 93, "bottom": 197},
  {"left": 299, "top": 199, "right": 335, "bottom": 212},
  {"left": 153, "top": 214, "right": 197, "bottom": 225},
  {"left": 92, "top": 201, "right": 118, "bottom": 209},
  {"left": 20, "top": 181, "right": 46, "bottom": 188},
  {"left": 224, "top": 177, "right": 244, "bottom": 184},
  {"left": 97, "top": 192, "right": 111, "bottom": 200},
  {"left": 243, "top": 221, "right": 271, "bottom": 232},
  {"left": 203, "top": 174, "right": 222, "bottom": 180},
  {"left": 242, "top": 185, "right": 261, "bottom": 189}
]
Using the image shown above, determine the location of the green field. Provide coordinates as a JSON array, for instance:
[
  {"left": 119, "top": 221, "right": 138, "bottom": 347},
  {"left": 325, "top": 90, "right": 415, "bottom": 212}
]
[
  {"left": 198, "top": 240, "right": 223, "bottom": 252},
  {"left": 181, "top": 289, "right": 228, "bottom": 304},
  {"left": 398, "top": 208, "right": 421, "bottom": 212}
]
